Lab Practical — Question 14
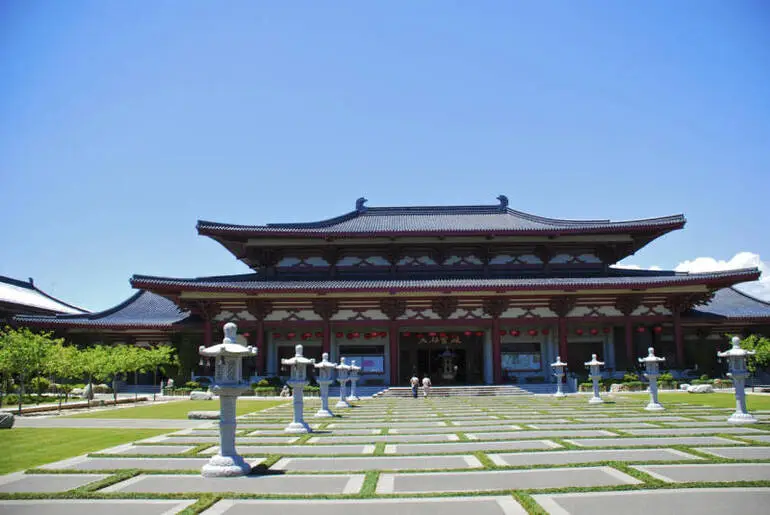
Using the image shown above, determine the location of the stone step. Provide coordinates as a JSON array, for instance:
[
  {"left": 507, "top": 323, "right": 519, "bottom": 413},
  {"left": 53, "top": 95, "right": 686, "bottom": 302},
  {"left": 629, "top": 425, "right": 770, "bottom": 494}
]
[{"left": 374, "top": 385, "right": 534, "bottom": 397}]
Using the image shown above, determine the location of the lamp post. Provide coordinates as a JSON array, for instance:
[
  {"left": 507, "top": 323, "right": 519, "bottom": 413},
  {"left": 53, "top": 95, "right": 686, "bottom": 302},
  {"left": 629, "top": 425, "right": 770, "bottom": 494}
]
[
  {"left": 281, "top": 344, "right": 315, "bottom": 433},
  {"left": 347, "top": 360, "right": 361, "bottom": 402},
  {"left": 335, "top": 357, "right": 351, "bottom": 409},
  {"left": 551, "top": 356, "right": 568, "bottom": 398},
  {"left": 198, "top": 322, "right": 256, "bottom": 477},
  {"left": 639, "top": 347, "right": 665, "bottom": 411},
  {"left": 314, "top": 352, "right": 336, "bottom": 418},
  {"left": 584, "top": 354, "right": 605, "bottom": 405},
  {"left": 718, "top": 336, "right": 757, "bottom": 424}
]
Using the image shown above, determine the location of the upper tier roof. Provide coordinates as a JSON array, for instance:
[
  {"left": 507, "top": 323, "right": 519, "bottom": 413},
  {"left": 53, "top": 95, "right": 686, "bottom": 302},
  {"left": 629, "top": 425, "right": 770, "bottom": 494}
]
[
  {"left": 130, "top": 268, "right": 760, "bottom": 294},
  {"left": 197, "top": 196, "right": 686, "bottom": 238},
  {"left": 0, "top": 276, "right": 88, "bottom": 315},
  {"left": 14, "top": 290, "right": 192, "bottom": 329},
  {"left": 688, "top": 287, "right": 770, "bottom": 321}
]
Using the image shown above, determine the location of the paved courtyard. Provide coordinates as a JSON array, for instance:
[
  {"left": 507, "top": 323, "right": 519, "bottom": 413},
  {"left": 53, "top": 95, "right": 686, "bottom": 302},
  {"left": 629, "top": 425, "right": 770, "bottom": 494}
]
[{"left": 3, "top": 394, "right": 770, "bottom": 514}]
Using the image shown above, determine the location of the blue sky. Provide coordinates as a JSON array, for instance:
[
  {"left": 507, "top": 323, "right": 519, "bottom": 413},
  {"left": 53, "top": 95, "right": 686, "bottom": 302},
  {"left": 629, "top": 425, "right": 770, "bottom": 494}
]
[{"left": 1, "top": 1, "right": 768, "bottom": 311}]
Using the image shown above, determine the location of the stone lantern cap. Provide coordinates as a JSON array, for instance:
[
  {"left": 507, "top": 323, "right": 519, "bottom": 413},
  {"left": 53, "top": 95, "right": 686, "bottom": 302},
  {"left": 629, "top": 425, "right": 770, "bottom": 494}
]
[
  {"left": 281, "top": 344, "right": 315, "bottom": 366},
  {"left": 199, "top": 322, "right": 257, "bottom": 358},
  {"left": 336, "top": 357, "right": 352, "bottom": 372},
  {"left": 639, "top": 347, "right": 665, "bottom": 364},
  {"left": 349, "top": 360, "right": 361, "bottom": 373},
  {"left": 314, "top": 352, "right": 337, "bottom": 370},
  {"left": 718, "top": 336, "right": 755, "bottom": 359},
  {"left": 551, "top": 356, "right": 568, "bottom": 368},
  {"left": 584, "top": 354, "right": 605, "bottom": 367}
]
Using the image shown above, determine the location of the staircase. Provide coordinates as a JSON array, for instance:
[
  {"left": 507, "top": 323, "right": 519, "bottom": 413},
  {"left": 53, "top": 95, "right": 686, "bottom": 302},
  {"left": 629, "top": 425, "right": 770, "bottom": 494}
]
[
  {"left": 373, "top": 385, "right": 533, "bottom": 398},
  {"left": 326, "top": 386, "right": 388, "bottom": 398}
]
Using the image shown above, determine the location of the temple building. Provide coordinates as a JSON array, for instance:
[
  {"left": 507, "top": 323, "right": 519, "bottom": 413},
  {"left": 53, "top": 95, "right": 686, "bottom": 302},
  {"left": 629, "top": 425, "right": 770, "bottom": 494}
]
[
  {"left": 1, "top": 275, "right": 87, "bottom": 325},
  {"left": 15, "top": 196, "right": 770, "bottom": 386}
]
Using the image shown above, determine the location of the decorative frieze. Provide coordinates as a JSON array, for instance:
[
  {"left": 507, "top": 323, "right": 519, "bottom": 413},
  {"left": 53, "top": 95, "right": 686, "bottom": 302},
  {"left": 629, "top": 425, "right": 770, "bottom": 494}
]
[
  {"left": 548, "top": 297, "right": 576, "bottom": 318},
  {"left": 246, "top": 299, "right": 273, "bottom": 321},
  {"left": 482, "top": 297, "right": 509, "bottom": 319},
  {"left": 311, "top": 299, "right": 340, "bottom": 321},
  {"left": 379, "top": 298, "right": 407, "bottom": 321},
  {"left": 432, "top": 297, "right": 459, "bottom": 319}
]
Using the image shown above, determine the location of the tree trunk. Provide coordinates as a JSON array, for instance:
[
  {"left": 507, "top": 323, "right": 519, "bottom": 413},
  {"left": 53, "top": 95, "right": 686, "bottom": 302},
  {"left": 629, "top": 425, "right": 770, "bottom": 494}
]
[
  {"left": 153, "top": 368, "right": 157, "bottom": 402},
  {"left": 134, "top": 371, "right": 138, "bottom": 402},
  {"left": 18, "top": 372, "right": 24, "bottom": 415}
]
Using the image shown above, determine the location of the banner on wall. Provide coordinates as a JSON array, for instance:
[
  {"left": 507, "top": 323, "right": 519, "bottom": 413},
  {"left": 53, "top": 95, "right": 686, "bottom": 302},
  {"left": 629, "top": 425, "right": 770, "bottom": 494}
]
[
  {"left": 341, "top": 355, "right": 385, "bottom": 373},
  {"left": 501, "top": 352, "right": 541, "bottom": 371}
]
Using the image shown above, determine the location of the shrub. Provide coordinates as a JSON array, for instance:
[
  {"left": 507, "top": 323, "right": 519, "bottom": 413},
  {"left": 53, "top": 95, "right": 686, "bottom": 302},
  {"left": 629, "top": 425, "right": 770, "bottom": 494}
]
[
  {"left": 578, "top": 382, "right": 594, "bottom": 392},
  {"left": 92, "top": 384, "right": 112, "bottom": 394},
  {"left": 265, "top": 376, "right": 284, "bottom": 387},
  {"left": 30, "top": 377, "right": 50, "bottom": 395},
  {"left": 713, "top": 378, "right": 733, "bottom": 389},
  {"left": 253, "top": 387, "right": 279, "bottom": 396},
  {"left": 658, "top": 372, "right": 674, "bottom": 383},
  {"left": 255, "top": 379, "right": 271, "bottom": 388},
  {"left": 185, "top": 381, "right": 201, "bottom": 390},
  {"left": 622, "top": 372, "right": 639, "bottom": 383},
  {"left": 700, "top": 374, "right": 710, "bottom": 381}
]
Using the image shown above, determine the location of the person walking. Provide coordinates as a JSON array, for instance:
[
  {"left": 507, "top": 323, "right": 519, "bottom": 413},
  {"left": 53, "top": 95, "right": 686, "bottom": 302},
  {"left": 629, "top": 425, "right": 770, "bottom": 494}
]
[
  {"left": 410, "top": 374, "right": 419, "bottom": 398},
  {"left": 422, "top": 375, "right": 432, "bottom": 398}
]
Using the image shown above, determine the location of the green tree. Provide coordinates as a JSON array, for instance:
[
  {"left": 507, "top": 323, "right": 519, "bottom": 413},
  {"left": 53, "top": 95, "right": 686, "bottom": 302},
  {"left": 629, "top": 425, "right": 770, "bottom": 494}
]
[
  {"left": 0, "top": 326, "right": 62, "bottom": 414},
  {"left": 739, "top": 334, "right": 770, "bottom": 374},
  {"left": 79, "top": 345, "right": 112, "bottom": 408},
  {"left": 144, "top": 345, "right": 177, "bottom": 401},
  {"left": 44, "top": 343, "right": 82, "bottom": 410}
]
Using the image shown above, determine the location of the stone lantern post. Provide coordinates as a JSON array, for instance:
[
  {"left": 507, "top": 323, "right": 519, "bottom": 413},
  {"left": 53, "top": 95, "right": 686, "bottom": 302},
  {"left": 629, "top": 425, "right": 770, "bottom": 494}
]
[
  {"left": 551, "top": 356, "right": 568, "bottom": 398},
  {"left": 584, "top": 354, "right": 605, "bottom": 405},
  {"left": 347, "top": 360, "right": 361, "bottom": 401},
  {"left": 718, "top": 336, "right": 758, "bottom": 424},
  {"left": 281, "top": 344, "right": 315, "bottom": 433},
  {"left": 639, "top": 347, "right": 665, "bottom": 411},
  {"left": 198, "top": 322, "right": 256, "bottom": 477},
  {"left": 335, "top": 357, "right": 351, "bottom": 409},
  {"left": 314, "top": 352, "right": 337, "bottom": 418}
]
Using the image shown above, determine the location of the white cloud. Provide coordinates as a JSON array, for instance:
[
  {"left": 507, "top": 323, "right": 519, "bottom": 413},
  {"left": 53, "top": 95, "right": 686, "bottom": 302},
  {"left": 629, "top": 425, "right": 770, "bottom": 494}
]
[{"left": 674, "top": 252, "right": 770, "bottom": 302}]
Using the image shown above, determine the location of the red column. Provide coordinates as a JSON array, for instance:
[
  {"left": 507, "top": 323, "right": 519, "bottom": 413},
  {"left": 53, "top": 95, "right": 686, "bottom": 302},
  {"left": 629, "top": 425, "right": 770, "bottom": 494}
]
[
  {"left": 625, "top": 317, "right": 633, "bottom": 364},
  {"left": 674, "top": 311, "right": 684, "bottom": 365},
  {"left": 322, "top": 321, "right": 331, "bottom": 356},
  {"left": 558, "top": 317, "right": 568, "bottom": 363},
  {"left": 203, "top": 318, "right": 212, "bottom": 347},
  {"left": 492, "top": 318, "right": 502, "bottom": 384},
  {"left": 389, "top": 323, "right": 399, "bottom": 385},
  {"left": 254, "top": 321, "right": 265, "bottom": 375}
]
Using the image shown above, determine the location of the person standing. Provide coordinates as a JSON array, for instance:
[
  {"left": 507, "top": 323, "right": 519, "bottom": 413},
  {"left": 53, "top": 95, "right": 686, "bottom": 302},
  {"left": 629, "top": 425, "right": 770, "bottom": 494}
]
[
  {"left": 410, "top": 374, "right": 419, "bottom": 398},
  {"left": 422, "top": 375, "right": 432, "bottom": 398}
]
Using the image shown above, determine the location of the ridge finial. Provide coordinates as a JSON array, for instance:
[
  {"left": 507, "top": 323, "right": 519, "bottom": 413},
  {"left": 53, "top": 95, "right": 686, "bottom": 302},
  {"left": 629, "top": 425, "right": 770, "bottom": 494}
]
[
  {"left": 355, "top": 197, "right": 368, "bottom": 211},
  {"left": 497, "top": 195, "right": 509, "bottom": 209}
]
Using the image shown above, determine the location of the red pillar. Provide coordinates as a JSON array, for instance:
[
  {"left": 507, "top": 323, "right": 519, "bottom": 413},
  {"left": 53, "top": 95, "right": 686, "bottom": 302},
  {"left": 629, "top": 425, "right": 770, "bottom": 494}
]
[
  {"left": 389, "top": 323, "right": 399, "bottom": 385},
  {"left": 322, "top": 320, "right": 331, "bottom": 356},
  {"left": 625, "top": 317, "right": 633, "bottom": 364},
  {"left": 674, "top": 311, "right": 684, "bottom": 365},
  {"left": 492, "top": 318, "right": 502, "bottom": 384},
  {"left": 558, "top": 317, "right": 568, "bottom": 363},
  {"left": 203, "top": 318, "right": 212, "bottom": 347},
  {"left": 254, "top": 321, "right": 265, "bottom": 375}
]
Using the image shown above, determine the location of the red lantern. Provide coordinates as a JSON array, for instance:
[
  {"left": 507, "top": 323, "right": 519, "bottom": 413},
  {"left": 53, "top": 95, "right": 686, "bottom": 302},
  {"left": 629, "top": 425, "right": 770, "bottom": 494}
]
[
  {"left": 499, "top": 330, "right": 507, "bottom": 336},
  {"left": 510, "top": 329, "right": 520, "bottom": 337},
  {"left": 243, "top": 332, "right": 250, "bottom": 338},
  {"left": 353, "top": 332, "right": 360, "bottom": 338},
  {"left": 273, "top": 332, "right": 282, "bottom": 340},
  {"left": 603, "top": 327, "right": 611, "bottom": 334},
  {"left": 590, "top": 328, "right": 599, "bottom": 336},
  {"left": 439, "top": 332, "right": 447, "bottom": 338},
  {"left": 335, "top": 332, "right": 344, "bottom": 338},
  {"left": 315, "top": 331, "right": 322, "bottom": 338},
  {"left": 403, "top": 331, "right": 411, "bottom": 337},
  {"left": 417, "top": 333, "right": 424, "bottom": 339},
  {"left": 380, "top": 331, "right": 387, "bottom": 338},
  {"left": 541, "top": 328, "right": 550, "bottom": 336},
  {"left": 528, "top": 329, "right": 538, "bottom": 337},
  {"left": 575, "top": 329, "right": 584, "bottom": 336},
  {"left": 475, "top": 331, "right": 484, "bottom": 336},
  {"left": 464, "top": 330, "right": 472, "bottom": 336},
  {"left": 653, "top": 326, "right": 663, "bottom": 334},
  {"left": 637, "top": 326, "right": 646, "bottom": 333},
  {"left": 364, "top": 333, "right": 371, "bottom": 340},
  {"left": 287, "top": 332, "right": 296, "bottom": 339},
  {"left": 346, "top": 333, "right": 354, "bottom": 340},
  {"left": 429, "top": 332, "right": 437, "bottom": 337}
]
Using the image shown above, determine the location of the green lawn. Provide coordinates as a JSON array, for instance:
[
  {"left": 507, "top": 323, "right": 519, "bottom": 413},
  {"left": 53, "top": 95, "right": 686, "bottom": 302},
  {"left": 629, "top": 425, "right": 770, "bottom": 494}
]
[
  {"left": 68, "top": 399, "right": 286, "bottom": 419},
  {"left": 0, "top": 428, "right": 168, "bottom": 475},
  {"left": 617, "top": 391, "right": 770, "bottom": 410}
]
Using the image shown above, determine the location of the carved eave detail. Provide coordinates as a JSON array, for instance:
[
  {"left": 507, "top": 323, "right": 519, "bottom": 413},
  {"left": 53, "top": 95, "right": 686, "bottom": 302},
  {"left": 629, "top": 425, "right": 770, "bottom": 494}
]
[
  {"left": 482, "top": 297, "right": 509, "bottom": 319},
  {"left": 312, "top": 299, "right": 340, "bottom": 320},
  {"left": 665, "top": 291, "right": 716, "bottom": 313},
  {"left": 614, "top": 295, "right": 643, "bottom": 316},
  {"left": 431, "top": 297, "right": 459, "bottom": 319},
  {"left": 179, "top": 300, "right": 221, "bottom": 320},
  {"left": 380, "top": 298, "right": 407, "bottom": 321},
  {"left": 246, "top": 299, "right": 273, "bottom": 321},
  {"left": 548, "top": 296, "right": 576, "bottom": 317}
]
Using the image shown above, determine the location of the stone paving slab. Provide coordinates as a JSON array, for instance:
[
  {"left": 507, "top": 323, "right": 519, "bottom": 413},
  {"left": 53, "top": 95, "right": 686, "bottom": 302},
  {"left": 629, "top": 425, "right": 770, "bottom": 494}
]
[
  {"left": 445, "top": 420, "right": 536, "bottom": 427},
  {"left": 634, "top": 463, "right": 770, "bottom": 483},
  {"left": 102, "top": 444, "right": 196, "bottom": 455},
  {"left": 466, "top": 430, "right": 615, "bottom": 440},
  {"left": 529, "top": 422, "right": 656, "bottom": 429},
  {"left": 384, "top": 440, "right": 560, "bottom": 454},
  {"left": 567, "top": 436, "right": 743, "bottom": 448},
  {"left": 0, "top": 473, "right": 109, "bottom": 493},
  {"left": 532, "top": 487, "right": 770, "bottom": 515},
  {"left": 735, "top": 435, "right": 770, "bottom": 444},
  {"left": 624, "top": 427, "right": 766, "bottom": 436},
  {"left": 489, "top": 448, "right": 702, "bottom": 467},
  {"left": 201, "top": 496, "right": 527, "bottom": 515},
  {"left": 40, "top": 456, "right": 225, "bottom": 471},
  {"left": 0, "top": 500, "right": 197, "bottom": 515},
  {"left": 102, "top": 473, "right": 365, "bottom": 494},
  {"left": 326, "top": 421, "right": 447, "bottom": 428},
  {"left": 307, "top": 434, "right": 458, "bottom": 444},
  {"left": 11, "top": 418, "right": 207, "bottom": 429},
  {"left": 376, "top": 466, "right": 640, "bottom": 493},
  {"left": 202, "top": 444, "right": 374, "bottom": 455},
  {"left": 151, "top": 436, "right": 299, "bottom": 445},
  {"left": 390, "top": 425, "right": 521, "bottom": 434},
  {"left": 694, "top": 447, "right": 770, "bottom": 460},
  {"left": 272, "top": 454, "right": 483, "bottom": 472},
  {"left": 661, "top": 421, "right": 755, "bottom": 427},
  {"left": 573, "top": 416, "right": 693, "bottom": 422},
  {"left": 247, "top": 429, "right": 378, "bottom": 436}
]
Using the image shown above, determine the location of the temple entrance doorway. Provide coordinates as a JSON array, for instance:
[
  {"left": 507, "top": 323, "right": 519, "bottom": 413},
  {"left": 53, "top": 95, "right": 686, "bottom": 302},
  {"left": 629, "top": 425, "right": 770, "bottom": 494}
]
[{"left": 398, "top": 331, "right": 484, "bottom": 385}]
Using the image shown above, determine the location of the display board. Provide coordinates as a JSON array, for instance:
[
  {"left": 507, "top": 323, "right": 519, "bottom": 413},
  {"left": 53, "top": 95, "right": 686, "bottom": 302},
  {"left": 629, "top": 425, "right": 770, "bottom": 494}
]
[{"left": 341, "top": 355, "right": 385, "bottom": 374}]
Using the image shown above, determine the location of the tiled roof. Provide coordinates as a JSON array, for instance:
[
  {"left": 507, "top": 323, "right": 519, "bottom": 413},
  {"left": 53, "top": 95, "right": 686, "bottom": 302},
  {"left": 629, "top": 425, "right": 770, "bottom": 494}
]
[
  {"left": 0, "top": 276, "right": 88, "bottom": 315},
  {"left": 130, "top": 268, "right": 760, "bottom": 294},
  {"left": 197, "top": 196, "right": 686, "bottom": 237},
  {"left": 686, "top": 287, "right": 770, "bottom": 321},
  {"left": 14, "top": 290, "right": 192, "bottom": 329}
]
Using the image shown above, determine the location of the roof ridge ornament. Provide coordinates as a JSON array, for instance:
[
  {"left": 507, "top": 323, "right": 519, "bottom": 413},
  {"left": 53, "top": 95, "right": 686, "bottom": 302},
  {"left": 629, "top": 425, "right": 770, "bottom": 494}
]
[
  {"left": 497, "top": 195, "right": 509, "bottom": 210},
  {"left": 355, "top": 197, "right": 368, "bottom": 212}
]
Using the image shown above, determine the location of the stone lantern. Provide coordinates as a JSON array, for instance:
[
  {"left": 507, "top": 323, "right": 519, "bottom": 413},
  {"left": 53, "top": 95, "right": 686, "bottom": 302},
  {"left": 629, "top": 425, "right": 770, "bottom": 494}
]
[
  {"left": 347, "top": 360, "right": 361, "bottom": 401},
  {"left": 718, "top": 336, "right": 757, "bottom": 424},
  {"left": 639, "top": 347, "right": 665, "bottom": 411},
  {"left": 314, "top": 352, "right": 337, "bottom": 418},
  {"left": 335, "top": 357, "right": 351, "bottom": 409},
  {"left": 551, "top": 356, "right": 568, "bottom": 398},
  {"left": 281, "top": 344, "right": 315, "bottom": 433},
  {"left": 198, "top": 322, "right": 256, "bottom": 477},
  {"left": 584, "top": 354, "right": 605, "bottom": 405}
]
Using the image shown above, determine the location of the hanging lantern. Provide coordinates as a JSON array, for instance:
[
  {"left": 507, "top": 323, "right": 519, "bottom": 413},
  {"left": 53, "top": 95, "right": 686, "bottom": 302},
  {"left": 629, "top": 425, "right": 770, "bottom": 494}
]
[
  {"left": 575, "top": 329, "right": 584, "bottom": 336},
  {"left": 475, "top": 331, "right": 484, "bottom": 336},
  {"left": 603, "top": 327, "right": 611, "bottom": 334},
  {"left": 528, "top": 329, "right": 538, "bottom": 336},
  {"left": 273, "top": 332, "right": 282, "bottom": 340},
  {"left": 364, "top": 333, "right": 371, "bottom": 340},
  {"left": 590, "top": 328, "right": 599, "bottom": 336},
  {"left": 499, "top": 330, "right": 507, "bottom": 336},
  {"left": 315, "top": 331, "right": 323, "bottom": 338},
  {"left": 541, "top": 328, "right": 550, "bottom": 336},
  {"left": 403, "top": 331, "right": 411, "bottom": 337},
  {"left": 303, "top": 332, "right": 312, "bottom": 339},
  {"left": 509, "top": 329, "right": 519, "bottom": 337},
  {"left": 429, "top": 332, "right": 437, "bottom": 337},
  {"left": 653, "top": 326, "right": 663, "bottom": 334},
  {"left": 243, "top": 332, "right": 250, "bottom": 338},
  {"left": 417, "top": 333, "right": 424, "bottom": 338},
  {"left": 464, "top": 330, "right": 472, "bottom": 336},
  {"left": 335, "top": 331, "right": 344, "bottom": 338},
  {"left": 637, "top": 326, "right": 646, "bottom": 333},
  {"left": 379, "top": 331, "right": 387, "bottom": 338},
  {"left": 287, "top": 332, "right": 296, "bottom": 339},
  {"left": 439, "top": 332, "right": 447, "bottom": 338},
  {"left": 352, "top": 332, "right": 360, "bottom": 338},
  {"left": 346, "top": 332, "right": 354, "bottom": 340}
]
